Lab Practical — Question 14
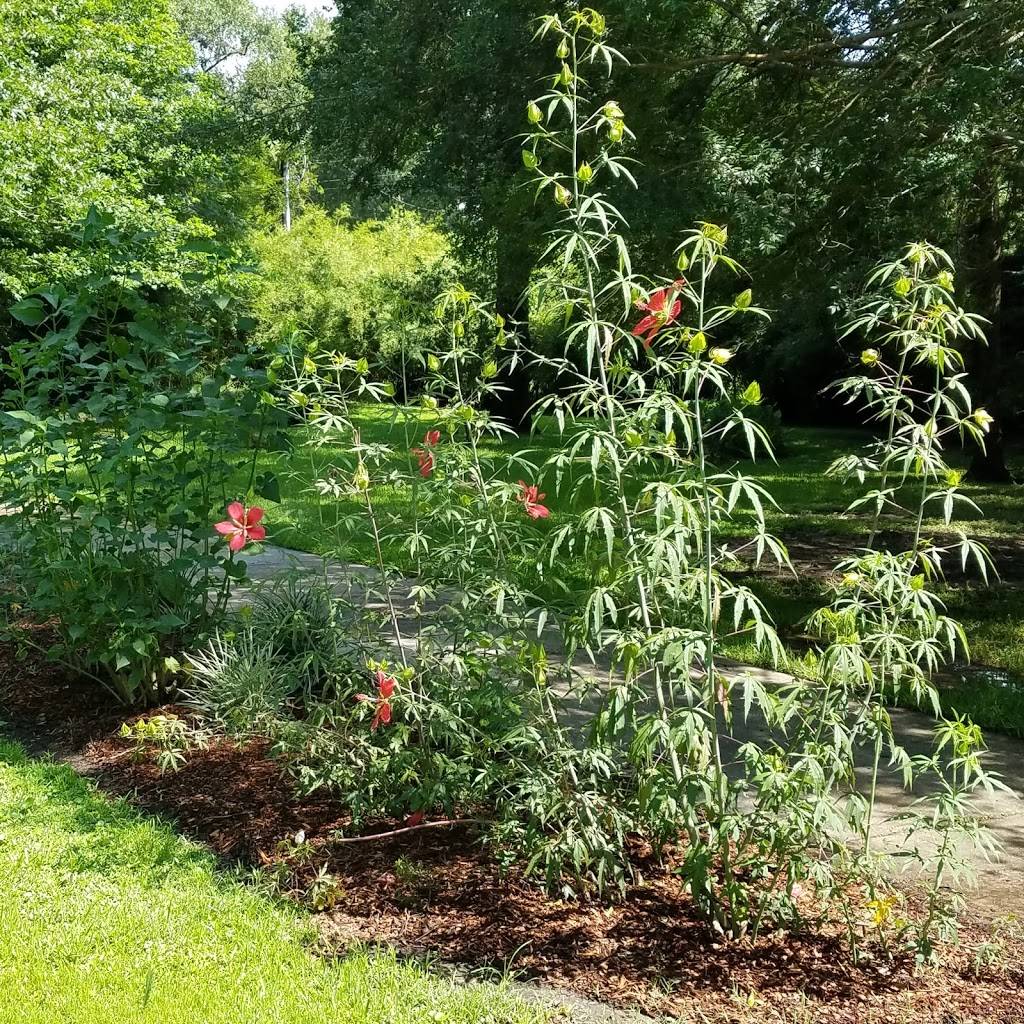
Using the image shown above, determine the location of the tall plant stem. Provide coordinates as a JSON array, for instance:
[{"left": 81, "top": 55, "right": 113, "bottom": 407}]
[
  {"left": 567, "top": 32, "right": 684, "bottom": 792},
  {"left": 690, "top": 252, "right": 734, "bottom": 930},
  {"left": 354, "top": 429, "right": 409, "bottom": 670}
]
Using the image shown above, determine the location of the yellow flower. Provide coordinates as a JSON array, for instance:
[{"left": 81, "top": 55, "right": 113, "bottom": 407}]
[{"left": 972, "top": 408, "right": 994, "bottom": 433}]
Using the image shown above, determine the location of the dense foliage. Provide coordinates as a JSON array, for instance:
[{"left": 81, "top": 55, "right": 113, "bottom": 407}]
[
  {"left": 0, "top": 213, "right": 282, "bottom": 704},
  {"left": 0, "top": 0, "right": 268, "bottom": 303},
  {"left": 306, "top": 0, "right": 1023, "bottom": 459},
  {"left": 250, "top": 208, "right": 452, "bottom": 380}
]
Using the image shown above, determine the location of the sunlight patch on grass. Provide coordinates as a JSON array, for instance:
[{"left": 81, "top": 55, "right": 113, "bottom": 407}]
[{"left": 0, "top": 740, "right": 545, "bottom": 1024}]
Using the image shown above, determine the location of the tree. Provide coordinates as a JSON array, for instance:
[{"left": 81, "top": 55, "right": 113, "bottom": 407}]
[{"left": 0, "top": 0, "right": 266, "bottom": 302}]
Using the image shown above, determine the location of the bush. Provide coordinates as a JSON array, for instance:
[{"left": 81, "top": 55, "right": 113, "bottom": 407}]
[
  {"left": 0, "top": 210, "right": 281, "bottom": 705},
  {"left": 249, "top": 207, "right": 452, "bottom": 384}
]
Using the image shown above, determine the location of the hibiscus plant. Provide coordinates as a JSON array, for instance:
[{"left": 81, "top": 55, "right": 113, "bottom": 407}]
[{"left": 0, "top": 213, "right": 282, "bottom": 704}]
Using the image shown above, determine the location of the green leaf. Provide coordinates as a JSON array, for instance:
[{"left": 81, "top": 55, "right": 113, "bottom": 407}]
[
  {"left": 256, "top": 472, "right": 281, "bottom": 504},
  {"left": 9, "top": 297, "right": 47, "bottom": 326}
]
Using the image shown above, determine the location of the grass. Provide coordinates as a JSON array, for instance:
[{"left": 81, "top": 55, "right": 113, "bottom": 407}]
[
  {"left": 251, "top": 406, "right": 1024, "bottom": 734},
  {"left": 0, "top": 738, "right": 546, "bottom": 1024}
]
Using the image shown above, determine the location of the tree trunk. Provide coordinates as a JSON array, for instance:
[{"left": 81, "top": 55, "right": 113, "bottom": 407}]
[
  {"left": 965, "top": 163, "right": 1014, "bottom": 483},
  {"left": 490, "top": 206, "right": 537, "bottom": 431}
]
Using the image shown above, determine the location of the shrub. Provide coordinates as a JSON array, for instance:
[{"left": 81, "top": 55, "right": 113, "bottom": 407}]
[
  {"left": 0, "top": 210, "right": 281, "bottom": 704},
  {"left": 249, "top": 207, "right": 452, "bottom": 384}
]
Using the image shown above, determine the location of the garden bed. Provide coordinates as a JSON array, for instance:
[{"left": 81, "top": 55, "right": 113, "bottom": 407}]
[{"left": 2, "top": 632, "right": 1022, "bottom": 1023}]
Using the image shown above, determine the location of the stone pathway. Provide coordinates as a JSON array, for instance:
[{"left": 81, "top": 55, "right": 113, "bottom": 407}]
[{"left": 236, "top": 545, "right": 1024, "bottom": 918}]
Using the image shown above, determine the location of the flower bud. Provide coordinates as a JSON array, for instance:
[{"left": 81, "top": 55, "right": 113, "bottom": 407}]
[
  {"left": 458, "top": 404, "right": 474, "bottom": 423},
  {"left": 972, "top": 408, "right": 994, "bottom": 432},
  {"left": 860, "top": 348, "right": 880, "bottom": 367},
  {"left": 353, "top": 463, "right": 370, "bottom": 492},
  {"left": 527, "top": 101, "right": 543, "bottom": 125},
  {"left": 893, "top": 276, "right": 911, "bottom": 297},
  {"left": 553, "top": 182, "right": 571, "bottom": 206},
  {"left": 937, "top": 270, "right": 954, "bottom": 291},
  {"left": 709, "top": 347, "right": 732, "bottom": 365},
  {"left": 603, "top": 101, "right": 624, "bottom": 120},
  {"left": 355, "top": 357, "right": 369, "bottom": 375},
  {"left": 576, "top": 161, "right": 594, "bottom": 184},
  {"left": 841, "top": 572, "right": 863, "bottom": 588},
  {"left": 427, "top": 354, "right": 441, "bottom": 372},
  {"left": 558, "top": 63, "right": 573, "bottom": 86},
  {"left": 741, "top": 380, "right": 762, "bottom": 405},
  {"left": 481, "top": 360, "right": 498, "bottom": 380},
  {"left": 702, "top": 223, "right": 727, "bottom": 245},
  {"left": 421, "top": 395, "right": 438, "bottom": 410},
  {"left": 289, "top": 390, "right": 308, "bottom": 408},
  {"left": 607, "top": 120, "right": 624, "bottom": 143},
  {"left": 688, "top": 331, "right": 707, "bottom": 355},
  {"left": 734, "top": 288, "right": 752, "bottom": 310},
  {"left": 454, "top": 321, "right": 465, "bottom": 338},
  {"left": 623, "top": 429, "right": 643, "bottom": 449},
  {"left": 302, "top": 355, "right": 317, "bottom": 374},
  {"left": 556, "top": 38, "right": 569, "bottom": 59},
  {"left": 676, "top": 250, "right": 689, "bottom": 273},
  {"left": 521, "top": 149, "right": 538, "bottom": 170},
  {"left": 382, "top": 381, "right": 396, "bottom": 397}
]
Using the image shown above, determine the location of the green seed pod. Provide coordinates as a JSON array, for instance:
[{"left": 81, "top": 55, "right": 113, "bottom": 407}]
[
  {"left": 553, "top": 182, "right": 571, "bottom": 206},
  {"left": 576, "top": 161, "right": 594, "bottom": 183},
  {"left": 521, "top": 149, "right": 538, "bottom": 170},
  {"left": 607, "top": 121, "right": 624, "bottom": 143},
  {"left": 527, "top": 101, "right": 543, "bottom": 124}
]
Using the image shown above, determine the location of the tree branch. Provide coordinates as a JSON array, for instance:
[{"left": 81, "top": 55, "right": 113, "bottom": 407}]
[{"left": 632, "top": 8, "right": 980, "bottom": 73}]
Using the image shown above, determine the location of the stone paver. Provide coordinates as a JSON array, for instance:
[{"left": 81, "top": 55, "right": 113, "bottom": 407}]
[{"left": 236, "top": 545, "right": 1024, "bottom": 917}]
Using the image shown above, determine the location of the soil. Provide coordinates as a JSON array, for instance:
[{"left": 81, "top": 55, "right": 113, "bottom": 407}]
[{"left": 1, "top": 629, "right": 1023, "bottom": 1024}]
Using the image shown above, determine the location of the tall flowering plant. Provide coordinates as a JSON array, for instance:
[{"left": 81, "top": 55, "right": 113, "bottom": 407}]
[
  {"left": 809, "top": 245, "right": 1002, "bottom": 961},
  {"left": 516, "top": 9, "right": 862, "bottom": 934}
]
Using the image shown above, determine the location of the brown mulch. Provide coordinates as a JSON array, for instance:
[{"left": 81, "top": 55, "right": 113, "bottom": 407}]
[{"left": 1, "top": 632, "right": 1023, "bottom": 1023}]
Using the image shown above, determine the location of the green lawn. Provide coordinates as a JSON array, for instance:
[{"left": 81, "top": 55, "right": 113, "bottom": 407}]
[
  {"left": 0, "top": 739, "right": 545, "bottom": 1024},
  {"left": 251, "top": 406, "right": 1024, "bottom": 732}
]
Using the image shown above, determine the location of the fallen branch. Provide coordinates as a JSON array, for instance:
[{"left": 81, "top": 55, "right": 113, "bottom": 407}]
[{"left": 331, "top": 818, "right": 487, "bottom": 844}]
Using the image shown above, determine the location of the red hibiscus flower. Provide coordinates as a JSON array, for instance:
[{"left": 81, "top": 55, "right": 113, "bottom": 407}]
[
  {"left": 355, "top": 669, "right": 397, "bottom": 731},
  {"left": 517, "top": 481, "right": 550, "bottom": 520},
  {"left": 632, "top": 279, "right": 686, "bottom": 349},
  {"left": 213, "top": 502, "right": 266, "bottom": 552},
  {"left": 412, "top": 448, "right": 435, "bottom": 477},
  {"left": 405, "top": 810, "right": 425, "bottom": 828},
  {"left": 412, "top": 430, "right": 441, "bottom": 477}
]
